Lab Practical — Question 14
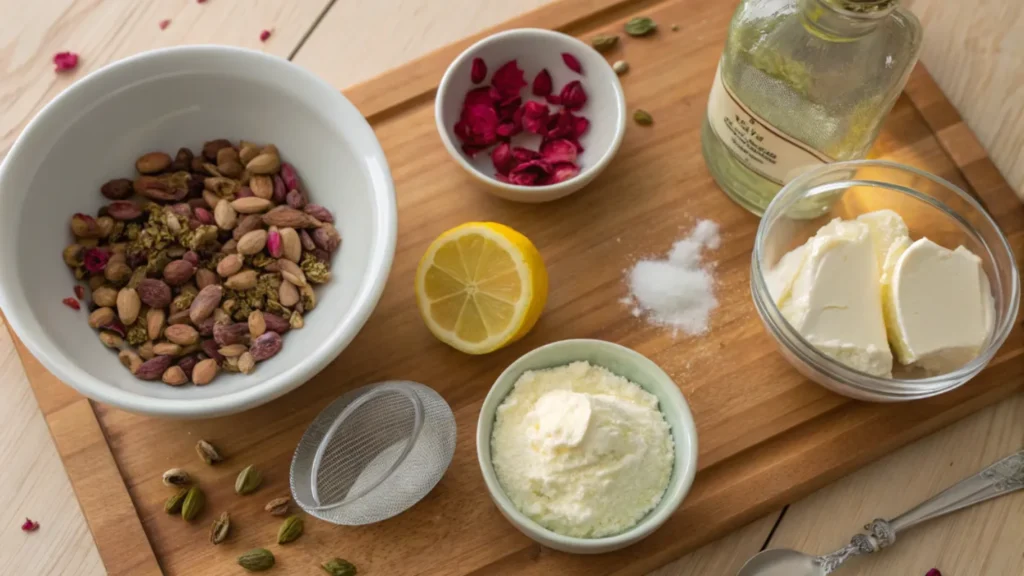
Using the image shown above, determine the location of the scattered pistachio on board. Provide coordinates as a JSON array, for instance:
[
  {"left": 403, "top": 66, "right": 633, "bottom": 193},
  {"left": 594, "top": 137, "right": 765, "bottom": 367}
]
[
  {"left": 277, "top": 514, "right": 304, "bottom": 544},
  {"left": 235, "top": 465, "right": 263, "bottom": 495},
  {"left": 238, "top": 548, "right": 275, "bottom": 572},
  {"left": 161, "top": 468, "right": 190, "bottom": 487},
  {"left": 590, "top": 34, "right": 619, "bottom": 52},
  {"left": 321, "top": 558, "right": 358, "bottom": 576},
  {"left": 633, "top": 109, "right": 654, "bottom": 126},
  {"left": 210, "top": 511, "right": 231, "bottom": 545},
  {"left": 613, "top": 60, "right": 629, "bottom": 75},
  {"left": 265, "top": 496, "right": 290, "bottom": 517},
  {"left": 196, "top": 439, "right": 223, "bottom": 464},
  {"left": 625, "top": 16, "right": 656, "bottom": 37}
]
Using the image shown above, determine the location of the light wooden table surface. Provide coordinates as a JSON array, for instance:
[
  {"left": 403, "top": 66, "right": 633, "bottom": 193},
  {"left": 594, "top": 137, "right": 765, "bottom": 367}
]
[{"left": 1, "top": 1, "right": 1021, "bottom": 575}]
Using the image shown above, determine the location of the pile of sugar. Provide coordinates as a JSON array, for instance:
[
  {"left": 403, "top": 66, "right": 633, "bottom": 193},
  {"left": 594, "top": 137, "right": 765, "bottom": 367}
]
[{"left": 623, "top": 220, "right": 721, "bottom": 336}]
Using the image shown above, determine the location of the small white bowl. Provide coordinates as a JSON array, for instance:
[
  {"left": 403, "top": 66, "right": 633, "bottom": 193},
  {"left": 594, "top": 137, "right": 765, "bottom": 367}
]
[
  {"left": 476, "top": 339, "right": 699, "bottom": 554},
  {"left": 0, "top": 46, "right": 397, "bottom": 418},
  {"left": 436, "top": 29, "right": 627, "bottom": 203}
]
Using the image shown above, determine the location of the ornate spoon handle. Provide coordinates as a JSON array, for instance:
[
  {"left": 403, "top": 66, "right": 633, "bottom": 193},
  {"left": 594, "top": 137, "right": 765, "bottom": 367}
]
[{"left": 815, "top": 449, "right": 1024, "bottom": 574}]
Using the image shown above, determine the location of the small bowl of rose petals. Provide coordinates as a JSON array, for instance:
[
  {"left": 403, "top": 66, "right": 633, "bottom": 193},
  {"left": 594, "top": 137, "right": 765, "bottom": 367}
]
[{"left": 436, "top": 28, "right": 627, "bottom": 203}]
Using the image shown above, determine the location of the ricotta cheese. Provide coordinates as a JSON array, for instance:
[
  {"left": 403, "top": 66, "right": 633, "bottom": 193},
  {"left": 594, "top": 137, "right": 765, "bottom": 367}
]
[{"left": 490, "top": 361, "right": 674, "bottom": 538}]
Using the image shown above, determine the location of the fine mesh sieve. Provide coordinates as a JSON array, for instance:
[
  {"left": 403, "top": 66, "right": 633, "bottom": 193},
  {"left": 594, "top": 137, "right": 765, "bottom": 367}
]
[{"left": 290, "top": 381, "right": 456, "bottom": 525}]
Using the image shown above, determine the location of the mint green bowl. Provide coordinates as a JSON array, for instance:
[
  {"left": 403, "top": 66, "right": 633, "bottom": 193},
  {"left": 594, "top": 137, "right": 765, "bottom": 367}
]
[{"left": 476, "top": 339, "right": 699, "bottom": 554}]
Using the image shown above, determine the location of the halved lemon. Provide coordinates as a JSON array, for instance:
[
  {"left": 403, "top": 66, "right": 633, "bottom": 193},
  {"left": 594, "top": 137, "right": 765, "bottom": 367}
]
[{"left": 415, "top": 222, "right": 548, "bottom": 354}]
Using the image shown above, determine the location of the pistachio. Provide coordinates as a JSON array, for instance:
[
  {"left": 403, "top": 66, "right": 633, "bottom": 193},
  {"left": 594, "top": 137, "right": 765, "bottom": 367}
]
[
  {"left": 250, "top": 175, "right": 273, "bottom": 200},
  {"left": 88, "top": 307, "right": 115, "bottom": 329},
  {"left": 181, "top": 485, "right": 205, "bottom": 521},
  {"left": 225, "top": 269, "right": 258, "bottom": 290},
  {"left": 238, "top": 548, "right": 275, "bottom": 572},
  {"left": 153, "top": 342, "right": 182, "bottom": 356},
  {"left": 214, "top": 199, "right": 238, "bottom": 230},
  {"left": 118, "top": 349, "right": 143, "bottom": 374},
  {"left": 196, "top": 439, "right": 223, "bottom": 465},
  {"left": 137, "top": 341, "right": 156, "bottom": 360},
  {"left": 279, "top": 280, "right": 299, "bottom": 307},
  {"left": 218, "top": 344, "right": 248, "bottom": 357},
  {"left": 249, "top": 331, "right": 282, "bottom": 361},
  {"left": 196, "top": 268, "right": 218, "bottom": 290},
  {"left": 248, "top": 310, "right": 266, "bottom": 338},
  {"left": 99, "top": 331, "right": 123, "bottom": 349},
  {"left": 633, "top": 108, "right": 654, "bottom": 126},
  {"left": 162, "top": 468, "right": 191, "bottom": 487},
  {"left": 277, "top": 514, "right": 304, "bottom": 544},
  {"left": 136, "top": 152, "right": 172, "bottom": 174},
  {"left": 101, "top": 178, "right": 134, "bottom": 200},
  {"left": 237, "top": 229, "right": 269, "bottom": 255},
  {"left": 239, "top": 145, "right": 259, "bottom": 166},
  {"left": 235, "top": 464, "right": 263, "bottom": 495},
  {"left": 231, "top": 197, "right": 273, "bottom": 214},
  {"left": 238, "top": 352, "right": 256, "bottom": 374},
  {"left": 591, "top": 33, "right": 620, "bottom": 52},
  {"left": 246, "top": 153, "right": 281, "bottom": 175},
  {"left": 162, "top": 365, "right": 188, "bottom": 386},
  {"left": 263, "top": 206, "right": 318, "bottom": 229},
  {"left": 192, "top": 358, "right": 219, "bottom": 385},
  {"left": 165, "top": 487, "right": 189, "bottom": 514},
  {"left": 202, "top": 189, "right": 221, "bottom": 210},
  {"left": 165, "top": 324, "right": 199, "bottom": 346},
  {"left": 613, "top": 60, "right": 629, "bottom": 75},
  {"left": 279, "top": 227, "right": 302, "bottom": 263},
  {"left": 189, "top": 285, "right": 223, "bottom": 324},
  {"left": 210, "top": 511, "right": 231, "bottom": 545},
  {"left": 625, "top": 16, "right": 657, "bottom": 36},
  {"left": 277, "top": 259, "right": 307, "bottom": 287},
  {"left": 264, "top": 497, "right": 290, "bottom": 517},
  {"left": 289, "top": 311, "right": 304, "bottom": 330}
]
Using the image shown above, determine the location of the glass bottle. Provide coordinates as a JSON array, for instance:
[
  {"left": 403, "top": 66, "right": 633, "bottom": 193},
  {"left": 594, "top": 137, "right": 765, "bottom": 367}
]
[{"left": 701, "top": 0, "right": 923, "bottom": 215}]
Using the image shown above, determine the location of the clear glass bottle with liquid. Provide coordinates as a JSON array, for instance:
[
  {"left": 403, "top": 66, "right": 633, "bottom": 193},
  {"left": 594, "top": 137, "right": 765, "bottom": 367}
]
[{"left": 701, "top": 0, "right": 923, "bottom": 215}]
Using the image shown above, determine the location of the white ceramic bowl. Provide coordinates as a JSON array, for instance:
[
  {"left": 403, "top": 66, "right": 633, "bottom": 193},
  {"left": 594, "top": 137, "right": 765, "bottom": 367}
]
[
  {"left": 476, "top": 339, "right": 699, "bottom": 554},
  {"left": 436, "top": 29, "right": 627, "bottom": 203},
  {"left": 0, "top": 46, "right": 397, "bottom": 418}
]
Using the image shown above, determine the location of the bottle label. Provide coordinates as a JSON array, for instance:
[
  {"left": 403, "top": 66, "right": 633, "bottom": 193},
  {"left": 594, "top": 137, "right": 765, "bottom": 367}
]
[{"left": 706, "top": 63, "right": 831, "bottom": 185}]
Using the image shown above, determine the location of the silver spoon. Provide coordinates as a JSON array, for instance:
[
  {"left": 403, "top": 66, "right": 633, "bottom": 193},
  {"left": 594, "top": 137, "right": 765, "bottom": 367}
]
[{"left": 738, "top": 449, "right": 1024, "bottom": 576}]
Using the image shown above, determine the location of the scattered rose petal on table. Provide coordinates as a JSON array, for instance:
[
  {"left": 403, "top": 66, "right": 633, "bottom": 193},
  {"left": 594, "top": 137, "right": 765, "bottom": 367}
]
[
  {"left": 53, "top": 52, "right": 79, "bottom": 72},
  {"left": 159, "top": 19, "right": 171, "bottom": 30},
  {"left": 259, "top": 29, "right": 272, "bottom": 42},
  {"left": 21, "top": 518, "right": 39, "bottom": 532}
]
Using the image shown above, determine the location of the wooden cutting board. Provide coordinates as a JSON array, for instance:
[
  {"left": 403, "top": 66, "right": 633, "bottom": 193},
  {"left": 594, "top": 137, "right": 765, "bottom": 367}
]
[{"left": 11, "top": 0, "right": 1024, "bottom": 574}]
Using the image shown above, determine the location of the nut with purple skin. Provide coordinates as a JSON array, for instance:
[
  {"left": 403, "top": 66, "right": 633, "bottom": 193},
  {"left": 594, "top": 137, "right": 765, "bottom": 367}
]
[
  {"left": 214, "top": 322, "right": 250, "bottom": 347},
  {"left": 263, "top": 313, "right": 290, "bottom": 334},
  {"left": 136, "top": 355, "right": 174, "bottom": 380},
  {"left": 303, "top": 204, "right": 333, "bottom": 223},
  {"left": 107, "top": 201, "right": 143, "bottom": 221},
  {"left": 249, "top": 332, "right": 282, "bottom": 361},
  {"left": 313, "top": 225, "right": 341, "bottom": 253},
  {"left": 189, "top": 285, "right": 223, "bottom": 324},
  {"left": 192, "top": 358, "right": 219, "bottom": 385},
  {"left": 138, "top": 279, "right": 173, "bottom": 309},
  {"left": 163, "top": 260, "right": 196, "bottom": 286},
  {"left": 286, "top": 189, "right": 306, "bottom": 209},
  {"left": 101, "top": 179, "right": 134, "bottom": 200}
]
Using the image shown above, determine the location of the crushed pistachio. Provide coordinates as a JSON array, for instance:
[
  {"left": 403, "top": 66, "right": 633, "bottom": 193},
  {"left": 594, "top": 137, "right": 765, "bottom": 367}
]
[
  {"left": 173, "top": 285, "right": 198, "bottom": 310},
  {"left": 300, "top": 254, "right": 331, "bottom": 284},
  {"left": 126, "top": 323, "right": 148, "bottom": 346},
  {"left": 249, "top": 253, "right": 274, "bottom": 269}
]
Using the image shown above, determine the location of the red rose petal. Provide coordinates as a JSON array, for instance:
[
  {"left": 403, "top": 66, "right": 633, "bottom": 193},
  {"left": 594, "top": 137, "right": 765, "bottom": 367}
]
[
  {"left": 495, "top": 173, "right": 511, "bottom": 183},
  {"left": 461, "top": 144, "right": 489, "bottom": 158},
  {"left": 549, "top": 162, "right": 580, "bottom": 184},
  {"left": 496, "top": 122, "right": 521, "bottom": 139},
  {"left": 464, "top": 86, "right": 495, "bottom": 110},
  {"left": 74, "top": 285, "right": 85, "bottom": 300},
  {"left": 491, "top": 142, "right": 515, "bottom": 175},
  {"left": 545, "top": 94, "right": 562, "bottom": 105},
  {"left": 490, "top": 60, "right": 526, "bottom": 98},
  {"left": 462, "top": 104, "right": 500, "bottom": 145},
  {"left": 159, "top": 19, "right": 171, "bottom": 30},
  {"left": 532, "top": 69, "right": 553, "bottom": 97},
  {"left": 561, "top": 52, "right": 583, "bottom": 74},
  {"left": 511, "top": 147, "right": 540, "bottom": 164},
  {"left": 259, "top": 29, "right": 272, "bottom": 42},
  {"left": 573, "top": 115, "right": 590, "bottom": 138},
  {"left": 559, "top": 80, "right": 587, "bottom": 111},
  {"left": 53, "top": 52, "right": 79, "bottom": 72},
  {"left": 925, "top": 571, "right": 941, "bottom": 576},
  {"left": 21, "top": 518, "right": 39, "bottom": 532},
  {"left": 521, "top": 100, "right": 550, "bottom": 135},
  {"left": 496, "top": 96, "right": 522, "bottom": 122},
  {"left": 540, "top": 139, "right": 578, "bottom": 164},
  {"left": 62, "top": 298, "right": 80, "bottom": 311},
  {"left": 509, "top": 159, "right": 553, "bottom": 186},
  {"left": 83, "top": 248, "right": 110, "bottom": 274},
  {"left": 470, "top": 57, "right": 487, "bottom": 84}
]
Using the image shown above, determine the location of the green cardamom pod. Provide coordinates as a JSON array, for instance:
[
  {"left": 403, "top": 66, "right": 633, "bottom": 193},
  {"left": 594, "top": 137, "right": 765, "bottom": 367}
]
[
  {"left": 277, "top": 514, "right": 304, "bottom": 544},
  {"left": 633, "top": 109, "right": 654, "bottom": 126},
  {"left": 235, "top": 465, "right": 263, "bottom": 495},
  {"left": 165, "top": 487, "right": 189, "bottom": 514},
  {"left": 321, "top": 557, "right": 357, "bottom": 576},
  {"left": 238, "top": 548, "right": 275, "bottom": 572},
  {"left": 181, "top": 485, "right": 205, "bottom": 522},
  {"left": 590, "top": 34, "right": 619, "bottom": 53},
  {"left": 209, "top": 511, "right": 230, "bottom": 545},
  {"left": 625, "top": 16, "right": 657, "bottom": 37}
]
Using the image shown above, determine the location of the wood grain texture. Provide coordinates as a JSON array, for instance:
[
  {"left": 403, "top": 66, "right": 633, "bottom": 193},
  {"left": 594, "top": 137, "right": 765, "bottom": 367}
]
[
  {"left": 904, "top": 0, "right": 1024, "bottom": 198},
  {"left": 11, "top": 0, "right": 1021, "bottom": 575},
  {"left": 769, "top": 391, "right": 1024, "bottom": 575}
]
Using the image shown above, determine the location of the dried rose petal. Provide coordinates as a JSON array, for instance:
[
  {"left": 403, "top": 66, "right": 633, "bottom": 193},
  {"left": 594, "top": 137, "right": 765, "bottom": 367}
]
[
  {"left": 463, "top": 86, "right": 494, "bottom": 110},
  {"left": 496, "top": 96, "right": 521, "bottom": 122},
  {"left": 925, "top": 571, "right": 941, "bottom": 576},
  {"left": 259, "top": 29, "right": 272, "bottom": 42},
  {"left": 62, "top": 297, "right": 80, "bottom": 310},
  {"left": 573, "top": 115, "right": 590, "bottom": 138},
  {"left": 559, "top": 80, "right": 587, "bottom": 111},
  {"left": 83, "top": 248, "right": 110, "bottom": 274},
  {"left": 236, "top": 186, "right": 254, "bottom": 198},
  {"left": 548, "top": 162, "right": 579, "bottom": 184},
  {"left": 470, "top": 57, "right": 487, "bottom": 84},
  {"left": 21, "top": 518, "right": 39, "bottom": 532},
  {"left": 53, "top": 52, "right": 79, "bottom": 72},
  {"left": 511, "top": 147, "right": 540, "bottom": 164},
  {"left": 490, "top": 60, "right": 526, "bottom": 98},
  {"left": 532, "top": 69, "right": 553, "bottom": 97},
  {"left": 491, "top": 143, "right": 515, "bottom": 175},
  {"left": 458, "top": 104, "right": 499, "bottom": 147},
  {"left": 496, "top": 122, "right": 521, "bottom": 139},
  {"left": 159, "top": 19, "right": 171, "bottom": 30},
  {"left": 495, "top": 174, "right": 511, "bottom": 183},
  {"left": 74, "top": 285, "right": 85, "bottom": 301},
  {"left": 545, "top": 94, "right": 562, "bottom": 105},
  {"left": 102, "top": 318, "right": 127, "bottom": 338},
  {"left": 508, "top": 159, "right": 553, "bottom": 186},
  {"left": 540, "top": 139, "right": 578, "bottom": 164},
  {"left": 461, "top": 144, "right": 490, "bottom": 158},
  {"left": 561, "top": 53, "right": 583, "bottom": 74},
  {"left": 521, "top": 101, "right": 550, "bottom": 135}
]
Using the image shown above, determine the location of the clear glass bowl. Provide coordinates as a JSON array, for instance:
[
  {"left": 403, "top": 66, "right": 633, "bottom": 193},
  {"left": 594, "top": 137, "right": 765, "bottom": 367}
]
[{"left": 752, "top": 160, "right": 1020, "bottom": 401}]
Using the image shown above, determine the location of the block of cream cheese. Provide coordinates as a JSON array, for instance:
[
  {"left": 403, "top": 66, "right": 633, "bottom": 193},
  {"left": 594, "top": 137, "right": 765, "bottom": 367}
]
[
  {"left": 774, "top": 218, "right": 893, "bottom": 377},
  {"left": 857, "top": 209, "right": 910, "bottom": 277},
  {"left": 882, "top": 238, "right": 995, "bottom": 373}
]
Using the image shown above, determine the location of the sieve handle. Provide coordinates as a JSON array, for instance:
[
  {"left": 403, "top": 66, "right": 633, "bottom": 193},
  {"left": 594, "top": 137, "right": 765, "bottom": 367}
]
[{"left": 309, "top": 383, "right": 425, "bottom": 507}]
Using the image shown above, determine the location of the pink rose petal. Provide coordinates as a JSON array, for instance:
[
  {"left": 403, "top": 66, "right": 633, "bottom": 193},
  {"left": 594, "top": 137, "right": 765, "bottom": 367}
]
[
  {"left": 490, "top": 60, "right": 526, "bottom": 98},
  {"left": 491, "top": 142, "right": 515, "bottom": 175},
  {"left": 53, "top": 52, "right": 79, "bottom": 72},
  {"left": 561, "top": 52, "right": 583, "bottom": 74},
  {"left": 511, "top": 147, "right": 540, "bottom": 164},
  {"left": 532, "top": 69, "right": 553, "bottom": 97},
  {"left": 159, "top": 19, "right": 171, "bottom": 30},
  {"left": 21, "top": 518, "right": 39, "bottom": 532},
  {"left": 540, "top": 139, "right": 578, "bottom": 164},
  {"left": 545, "top": 94, "right": 562, "bottom": 105},
  {"left": 548, "top": 162, "right": 580, "bottom": 184},
  {"left": 259, "top": 29, "right": 272, "bottom": 42},
  {"left": 508, "top": 159, "right": 553, "bottom": 186},
  {"left": 559, "top": 80, "right": 587, "bottom": 111},
  {"left": 465, "top": 86, "right": 495, "bottom": 109},
  {"left": 521, "top": 100, "right": 550, "bottom": 135},
  {"left": 470, "top": 57, "right": 487, "bottom": 84}
]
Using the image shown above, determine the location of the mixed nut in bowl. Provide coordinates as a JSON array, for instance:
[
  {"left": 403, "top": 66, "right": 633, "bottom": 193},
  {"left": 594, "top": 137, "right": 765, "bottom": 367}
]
[{"left": 0, "top": 46, "right": 397, "bottom": 418}]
